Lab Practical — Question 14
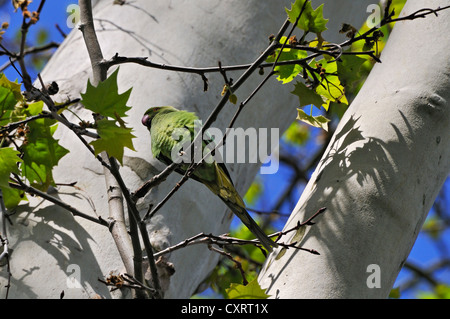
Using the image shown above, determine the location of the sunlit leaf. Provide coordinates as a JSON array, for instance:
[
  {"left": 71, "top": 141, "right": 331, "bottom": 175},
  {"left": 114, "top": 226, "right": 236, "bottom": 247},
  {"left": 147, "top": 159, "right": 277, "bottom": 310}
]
[
  {"left": 90, "top": 119, "right": 136, "bottom": 164},
  {"left": 291, "top": 81, "right": 324, "bottom": 108},
  {"left": 266, "top": 37, "right": 307, "bottom": 84},
  {"left": 20, "top": 101, "right": 69, "bottom": 190},
  {"left": 80, "top": 68, "right": 132, "bottom": 118},
  {"left": 0, "top": 74, "right": 24, "bottom": 125},
  {"left": 286, "top": 0, "right": 328, "bottom": 34},
  {"left": 311, "top": 58, "right": 348, "bottom": 110},
  {"left": 296, "top": 108, "right": 330, "bottom": 131},
  {"left": 244, "top": 179, "right": 263, "bottom": 206},
  {"left": 1, "top": 186, "right": 26, "bottom": 210},
  {"left": 0, "top": 147, "right": 22, "bottom": 187},
  {"left": 225, "top": 278, "right": 270, "bottom": 299},
  {"left": 336, "top": 54, "right": 366, "bottom": 90}
]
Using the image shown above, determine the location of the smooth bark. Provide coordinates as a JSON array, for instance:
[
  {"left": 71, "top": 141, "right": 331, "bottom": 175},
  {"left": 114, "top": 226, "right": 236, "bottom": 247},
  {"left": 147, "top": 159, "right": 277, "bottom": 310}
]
[
  {"left": 1, "top": 0, "right": 379, "bottom": 298},
  {"left": 259, "top": 0, "right": 450, "bottom": 298}
]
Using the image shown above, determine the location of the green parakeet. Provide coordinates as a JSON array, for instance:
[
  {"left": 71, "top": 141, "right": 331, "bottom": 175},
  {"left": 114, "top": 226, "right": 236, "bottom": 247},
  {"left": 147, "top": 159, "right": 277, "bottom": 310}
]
[{"left": 142, "top": 106, "right": 277, "bottom": 252}]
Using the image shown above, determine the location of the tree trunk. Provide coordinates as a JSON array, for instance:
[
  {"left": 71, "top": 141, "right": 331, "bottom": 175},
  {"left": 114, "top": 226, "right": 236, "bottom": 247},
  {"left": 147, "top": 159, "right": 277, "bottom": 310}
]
[
  {"left": 1, "top": 0, "right": 376, "bottom": 298},
  {"left": 259, "top": 0, "right": 450, "bottom": 298}
]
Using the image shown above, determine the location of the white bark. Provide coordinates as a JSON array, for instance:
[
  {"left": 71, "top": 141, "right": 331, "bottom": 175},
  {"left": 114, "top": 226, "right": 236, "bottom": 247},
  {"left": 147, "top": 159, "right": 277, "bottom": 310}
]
[
  {"left": 1, "top": 0, "right": 377, "bottom": 298},
  {"left": 259, "top": 0, "right": 450, "bottom": 298}
]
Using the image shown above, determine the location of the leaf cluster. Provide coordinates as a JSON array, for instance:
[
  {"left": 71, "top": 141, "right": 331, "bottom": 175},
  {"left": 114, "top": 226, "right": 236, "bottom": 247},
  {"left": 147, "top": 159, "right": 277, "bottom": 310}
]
[
  {"left": 0, "top": 68, "right": 135, "bottom": 210},
  {"left": 266, "top": 0, "right": 402, "bottom": 131},
  {"left": 198, "top": 223, "right": 273, "bottom": 299},
  {"left": 80, "top": 68, "right": 136, "bottom": 164},
  {"left": 0, "top": 74, "right": 67, "bottom": 208}
]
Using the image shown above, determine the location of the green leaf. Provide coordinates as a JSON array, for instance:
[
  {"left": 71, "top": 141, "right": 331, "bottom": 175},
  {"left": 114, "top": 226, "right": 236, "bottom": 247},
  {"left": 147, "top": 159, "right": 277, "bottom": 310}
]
[
  {"left": 291, "top": 81, "right": 324, "bottom": 108},
  {"left": 296, "top": 108, "right": 330, "bottom": 131},
  {"left": 290, "top": 224, "right": 306, "bottom": 244},
  {"left": 0, "top": 147, "right": 22, "bottom": 187},
  {"left": 0, "top": 74, "right": 24, "bottom": 125},
  {"left": 286, "top": 0, "right": 328, "bottom": 34},
  {"left": 418, "top": 284, "right": 450, "bottom": 299},
  {"left": 266, "top": 37, "right": 307, "bottom": 84},
  {"left": 90, "top": 119, "right": 136, "bottom": 164},
  {"left": 21, "top": 109, "right": 69, "bottom": 190},
  {"left": 389, "top": 287, "right": 401, "bottom": 299},
  {"left": 225, "top": 278, "right": 270, "bottom": 299},
  {"left": 0, "top": 74, "right": 23, "bottom": 103},
  {"left": 1, "top": 186, "right": 26, "bottom": 210},
  {"left": 422, "top": 216, "right": 442, "bottom": 240},
  {"left": 275, "top": 248, "right": 287, "bottom": 260},
  {"left": 283, "top": 121, "right": 309, "bottom": 145},
  {"left": 244, "top": 179, "right": 263, "bottom": 206},
  {"left": 229, "top": 93, "right": 237, "bottom": 105},
  {"left": 337, "top": 54, "right": 366, "bottom": 89},
  {"left": 311, "top": 58, "right": 348, "bottom": 110},
  {"left": 80, "top": 68, "right": 132, "bottom": 118}
]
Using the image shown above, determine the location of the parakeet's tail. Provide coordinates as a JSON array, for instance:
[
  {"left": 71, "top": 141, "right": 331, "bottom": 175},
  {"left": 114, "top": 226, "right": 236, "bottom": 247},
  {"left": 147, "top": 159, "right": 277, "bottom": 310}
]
[
  {"left": 222, "top": 198, "right": 278, "bottom": 252},
  {"left": 205, "top": 163, "right": 278, "bottom": 252}
]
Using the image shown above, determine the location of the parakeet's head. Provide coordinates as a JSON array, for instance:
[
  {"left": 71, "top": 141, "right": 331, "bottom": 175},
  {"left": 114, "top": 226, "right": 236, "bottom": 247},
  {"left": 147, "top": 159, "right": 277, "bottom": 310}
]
[{"left": 141, "top": 106, "right": 179, "bottom": 128}]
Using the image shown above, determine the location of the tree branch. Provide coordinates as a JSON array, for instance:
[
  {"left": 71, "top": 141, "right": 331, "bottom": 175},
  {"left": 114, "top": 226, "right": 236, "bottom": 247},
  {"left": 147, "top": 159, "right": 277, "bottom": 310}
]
[
  {"left": 8, "top": 180, "right": 110, "bottom": 227},
  {"left": 79, "top": 0, "right": 161, "bottom": 298},
  {"left": 0, "top": 189, "right": 12, "bottom": 298}
]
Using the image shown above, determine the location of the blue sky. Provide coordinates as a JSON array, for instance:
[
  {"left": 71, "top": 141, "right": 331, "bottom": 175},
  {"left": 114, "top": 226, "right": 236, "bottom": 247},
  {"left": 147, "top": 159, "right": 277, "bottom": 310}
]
[{"left": 1, "top": 0, "right": 448, "bottom": 299}]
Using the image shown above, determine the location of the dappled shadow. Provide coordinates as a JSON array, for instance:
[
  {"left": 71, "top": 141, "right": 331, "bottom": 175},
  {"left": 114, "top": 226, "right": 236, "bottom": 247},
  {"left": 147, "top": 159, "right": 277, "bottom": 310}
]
[
  {"left": 317, "top": 116, "right": 394, "bottom": 195},
  {"left": 263, "top": 112, "right": 417, "bottom": 297},
  {"left": 1, "top": 191, "right": 112, "bottom": 298}
]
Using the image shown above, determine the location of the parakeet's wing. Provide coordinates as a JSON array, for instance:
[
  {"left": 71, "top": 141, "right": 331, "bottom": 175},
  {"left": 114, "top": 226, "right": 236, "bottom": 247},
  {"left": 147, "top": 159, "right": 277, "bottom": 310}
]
[
  {"left": 151, "top": 109, "right": 233, "bottom": 184},
  {"left": 148, "top": 107, "right": 277, "bottom": 251},
  {"left": 201, "top": 128, "right": 234, "bottom": 184}
]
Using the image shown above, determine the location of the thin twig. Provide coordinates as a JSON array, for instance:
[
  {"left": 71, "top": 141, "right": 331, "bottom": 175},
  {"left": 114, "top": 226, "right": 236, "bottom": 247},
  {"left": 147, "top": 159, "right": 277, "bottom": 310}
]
[
  {"left": 8, "top": 180, "right": 110, "bottom": 227},
  {"left": 108, "top": 157, "right": 162, "bottom": 298},
  {"left": 387, "top": 5, "right": 450, "bottom": 23},
  {"left": 208, "top": 244, "right": 248, "bottom": 285},
  {"left": 0, "top": 190, "right": 11, "bottom": 298},
  {"left": 79, "top": 0, "right": 161, "bottom": 298},
  {"left": 131, "top": 163, "right": 178, "bottom": 202},
  {"left": 153, "top": 207, "right": 326, "bottom": 258},
  {"left": 0, "top": 42, "right": 59, "bottom": 73},
  {"left": 0, "top": 112, "right": 52, "bottom": 134},
  {"left": 143, "top": 6, "right": 313, "bottom": 221},
  {"left": 272, "top": 207, "right": 326, "bottom": 241},
  {"left": 143, "top": 19, "right": 292, "bottom": 222}
]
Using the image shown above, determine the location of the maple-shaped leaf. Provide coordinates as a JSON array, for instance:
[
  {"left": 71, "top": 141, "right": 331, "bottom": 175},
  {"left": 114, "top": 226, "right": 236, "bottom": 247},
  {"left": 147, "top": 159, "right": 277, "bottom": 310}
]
[
  {"left": 337, "top": 54, "right": 366, "bottom": 89},
  {"left": 0, "top": 144, "right": 26, "bottom": 210},
  {"left": 90, "top": 119, "right": 136, "bottom": 165},
  {"left": 267, "top": 36, "right": 307, "bottom": 84},
  {"left": 309, "top": 58, "right": 348, "bottom": 111},
  {"left": 80, "top": 68, "right": 132, "bottom": 118},
  {"left": 286, "top": 0, "right": 328, "bottom": 34},
  {"left": 225, "top": 278, "right": 270, "bottom": 299},
  {"left": 296, "top": 108, "right": 330, "bottom": 131},
  {"left": 291, "top": 81, "right": 324, "bottom": 108},
  {"left": 0, "top": 147, "right": 22, "bottom": 188},
  {"left": 21, "top": 117, "right": 69, "bottom": 190},
  {"left": 0, "top": 74, "right": 24, "bottom": 125},
  {"left": 1, "top": 186, "right": 26, "bottom": 210}
]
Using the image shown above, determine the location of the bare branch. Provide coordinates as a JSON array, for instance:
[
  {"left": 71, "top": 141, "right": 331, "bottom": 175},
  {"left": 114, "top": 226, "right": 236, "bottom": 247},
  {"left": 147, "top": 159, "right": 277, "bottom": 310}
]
[
  {"left": 79, "top": 0, "right": 161, "bottom": 298},
  {"left": 8, "top": 180, "right": 110, "bottom": 227},
  {"left": 131, "top": 163, "right": 178, "bottom": 202}
]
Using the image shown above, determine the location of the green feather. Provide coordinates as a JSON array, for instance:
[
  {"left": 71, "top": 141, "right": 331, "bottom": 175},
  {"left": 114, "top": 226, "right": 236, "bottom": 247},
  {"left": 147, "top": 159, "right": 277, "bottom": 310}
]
[{"left": 142, "top": 106, "right": 277, "bottom": 252}]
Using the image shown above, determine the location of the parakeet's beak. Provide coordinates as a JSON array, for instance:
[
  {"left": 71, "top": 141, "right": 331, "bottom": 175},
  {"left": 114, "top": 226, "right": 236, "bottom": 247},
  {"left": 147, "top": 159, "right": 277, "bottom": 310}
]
[{"left": 142, "top": 114, "right": 151, "bottom": 127}]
